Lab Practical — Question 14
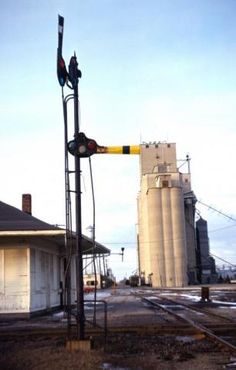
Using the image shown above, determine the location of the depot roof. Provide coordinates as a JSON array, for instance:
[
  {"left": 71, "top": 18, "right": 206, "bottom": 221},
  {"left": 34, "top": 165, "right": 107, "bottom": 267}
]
[{"left": 0, "top": 201, "right": 110, "bottom": 255}]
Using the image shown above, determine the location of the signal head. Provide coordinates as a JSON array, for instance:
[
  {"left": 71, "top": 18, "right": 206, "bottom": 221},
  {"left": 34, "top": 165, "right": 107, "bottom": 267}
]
[
  {"left": 68, "top": 133, "right": 98, "bottom": 157},
  {"left": 57, "top": 55, "right": 68, "bottom": 86}
]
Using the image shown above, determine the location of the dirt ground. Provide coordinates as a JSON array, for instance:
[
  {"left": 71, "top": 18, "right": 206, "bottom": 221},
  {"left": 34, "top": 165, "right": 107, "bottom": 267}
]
[
  {"left": 0, "top": 332, "right": 232, "bottom": 370},
  {"left": 1, "top": 286, "right": 236, "bottom": 369}
]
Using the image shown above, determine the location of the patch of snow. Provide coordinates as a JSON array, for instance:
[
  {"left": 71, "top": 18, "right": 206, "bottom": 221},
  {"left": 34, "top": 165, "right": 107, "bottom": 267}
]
[
  {"left": 212, "top": 300, "right": 236, "bottom": 306},
  {"left": 144, "top": 296, "right": 160, "bottom": 300},
  {"left": 52, "top": 311, "right": 66, "bottom": 319},
  {"left": 85, "top": 291, "right": 111, "bottom": 300},
  {"left": 159, "top": 292, "right": 200, "bottom": 301},
  {"left": 100, "top": 363, "right": 133, "bottom": 370},
  {"left": 176, "top": 336, "right": 195, "bottom": 343}
]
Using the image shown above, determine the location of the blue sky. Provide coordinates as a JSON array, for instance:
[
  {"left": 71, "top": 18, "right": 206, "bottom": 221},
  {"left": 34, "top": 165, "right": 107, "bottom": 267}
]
[{"left": 1, "top": 0, "right": 236, "bottom": 279}]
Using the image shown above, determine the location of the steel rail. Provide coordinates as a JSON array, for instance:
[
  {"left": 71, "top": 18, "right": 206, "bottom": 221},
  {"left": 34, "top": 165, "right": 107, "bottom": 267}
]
[
  {"left": 151, "top": 294, "right": 235, "bottom": 324},
  {"left": 140, "top": 295, "right": 236, "bottom": 354}
]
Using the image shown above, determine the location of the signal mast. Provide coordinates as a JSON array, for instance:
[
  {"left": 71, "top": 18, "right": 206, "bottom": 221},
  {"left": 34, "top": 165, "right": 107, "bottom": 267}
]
[{"left": 57, "top": 15, "right": 139, "bottom": 343}]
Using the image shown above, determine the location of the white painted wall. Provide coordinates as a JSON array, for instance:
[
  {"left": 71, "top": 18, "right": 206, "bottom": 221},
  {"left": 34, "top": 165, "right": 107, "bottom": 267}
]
[
  {"left": 0, "top": 238, "right": 62, "bottom": 315},
  {"left": 0, "top": 247, "right": 29, "bottom": 313},
  {"left": 30, "top": 248, "right": 61, "bottom": 312}
]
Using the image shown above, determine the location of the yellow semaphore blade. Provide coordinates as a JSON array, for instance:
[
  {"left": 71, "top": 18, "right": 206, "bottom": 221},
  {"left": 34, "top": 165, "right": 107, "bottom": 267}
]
[{"left": 96, "top": 145, "right": 140, "bottom": 155}]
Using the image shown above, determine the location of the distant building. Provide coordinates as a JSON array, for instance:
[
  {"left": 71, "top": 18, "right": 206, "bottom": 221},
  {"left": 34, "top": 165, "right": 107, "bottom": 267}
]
[
  {"left": 196, "top": 217, "right": 217, "bottom": 284},
  {"left": 216, "top": 267, "right": 236, "bottom": 282},
  {"left": 84, "top": 271, "right": 115, "bottom": 290}
]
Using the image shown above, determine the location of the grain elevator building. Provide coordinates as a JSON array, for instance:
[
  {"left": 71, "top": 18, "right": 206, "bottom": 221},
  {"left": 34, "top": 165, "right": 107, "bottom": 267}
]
[{"left": 137, "top": 143, "right": 197, "bottom": 287}]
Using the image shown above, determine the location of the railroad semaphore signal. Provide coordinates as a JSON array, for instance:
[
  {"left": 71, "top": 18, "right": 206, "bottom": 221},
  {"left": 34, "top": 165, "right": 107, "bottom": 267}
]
[
  {"left": 57, "top": 14, "right": 140, "bottom": 346},
  {"left": 57, "top": 14, "right": 85, "bottom": 344}
]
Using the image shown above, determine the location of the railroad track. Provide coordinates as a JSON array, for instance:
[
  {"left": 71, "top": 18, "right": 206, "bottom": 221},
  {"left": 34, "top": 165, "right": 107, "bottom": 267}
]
[
  {"left": 146, "top": 293, "right": 235, "bottom": 324},
  {"left": 1, "top": 288, "right": 236, "bottom": 354},
  {"left": 134, "top": 290, "right": 236, "bottom": 354}
]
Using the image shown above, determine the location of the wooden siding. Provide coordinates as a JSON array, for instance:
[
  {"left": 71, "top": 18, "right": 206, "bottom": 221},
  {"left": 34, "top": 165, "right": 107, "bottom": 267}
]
[
  {"left": 0, "top": 248, "right": 29, "bottom": 313},
  {"left": 30, "top": 249, "right": 60, "bottom": 311}
]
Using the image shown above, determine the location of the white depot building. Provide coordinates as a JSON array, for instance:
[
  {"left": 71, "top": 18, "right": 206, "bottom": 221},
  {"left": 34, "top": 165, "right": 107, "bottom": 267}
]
[{"left": 137, "top": 142, "right": 197, "bottom": 288}]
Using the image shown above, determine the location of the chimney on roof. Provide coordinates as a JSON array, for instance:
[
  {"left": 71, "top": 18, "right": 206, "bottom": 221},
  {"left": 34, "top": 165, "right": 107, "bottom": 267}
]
[{"left": 22, "top": 194, "right": 32, "bottom": 215}]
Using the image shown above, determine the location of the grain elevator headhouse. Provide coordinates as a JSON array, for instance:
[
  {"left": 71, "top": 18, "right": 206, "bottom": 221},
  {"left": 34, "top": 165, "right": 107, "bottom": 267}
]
[{"left": 137, "top": 142, "right": 197, "bottom": 288}]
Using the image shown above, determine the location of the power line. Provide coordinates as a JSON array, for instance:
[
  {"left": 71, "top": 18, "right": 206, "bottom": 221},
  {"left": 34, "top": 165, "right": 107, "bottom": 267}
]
[
  {"left": 210, "top": 253, "right": 236, "bottom": 267},
  {"left": 209, "top": 223, "right": 236, "bottom": 234},
  {"left": 198, "top": 200, "right": 236, "bottom": 222}
]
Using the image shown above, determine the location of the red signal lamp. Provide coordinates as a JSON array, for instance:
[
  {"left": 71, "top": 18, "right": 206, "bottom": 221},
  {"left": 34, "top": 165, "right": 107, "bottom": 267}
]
[{"left": 87, "top": 140, "right": 97, "bottom": 151}]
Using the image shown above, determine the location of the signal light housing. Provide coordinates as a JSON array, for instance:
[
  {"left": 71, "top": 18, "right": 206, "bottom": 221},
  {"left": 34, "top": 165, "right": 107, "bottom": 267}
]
[
  {"left": 68, "top": 55, "right": 82, "bottom": 87},
  {"left": 68, "top": 133, "right": 98, "bottom": 157},
  {"left": 57, "top": 56, "right": 68, "bottom": 86}
]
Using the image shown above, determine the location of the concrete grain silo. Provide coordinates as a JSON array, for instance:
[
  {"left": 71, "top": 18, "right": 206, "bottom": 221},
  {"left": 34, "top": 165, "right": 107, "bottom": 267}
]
[
  {"left": 170, "top": 187, "right": 188, "bottom": 286},
  {"left": 137, "top": 178, "right": 151, "bottom": 283},
  {"left": 161, "top": 187, "right": 175, "bottom": 287},
  {"left": 147, "top": 187, "right": 166, "bottom": 286},
  {"left": 137, "top": 143, "right": 193, "bottom": 288}
]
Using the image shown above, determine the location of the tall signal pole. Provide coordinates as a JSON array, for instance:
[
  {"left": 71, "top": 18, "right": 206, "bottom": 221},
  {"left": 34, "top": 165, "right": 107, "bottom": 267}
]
[
  {"left": 57, "top": 15, "right": 85, "bottom": 340},
  {"left": 68, "top": 55, "right": 85, "bottom": 340}
]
